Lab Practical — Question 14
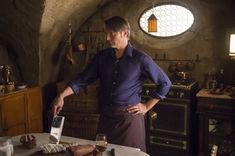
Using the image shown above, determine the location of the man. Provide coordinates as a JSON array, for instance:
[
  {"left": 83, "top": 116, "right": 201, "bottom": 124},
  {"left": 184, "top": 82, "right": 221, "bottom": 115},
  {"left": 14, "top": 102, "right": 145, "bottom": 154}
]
[{"left": 52, "top": 16, "right": 172, "bottom": 152}]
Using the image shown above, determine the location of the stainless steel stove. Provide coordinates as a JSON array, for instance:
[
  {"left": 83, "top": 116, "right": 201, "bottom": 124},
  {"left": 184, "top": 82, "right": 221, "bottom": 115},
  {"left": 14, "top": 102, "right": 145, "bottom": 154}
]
[
  {"left": 142, "top": 79, "right": 199, "bottom": 156},
  {"left": 171, "top": 79, "right": 197, "bottom": 88}
]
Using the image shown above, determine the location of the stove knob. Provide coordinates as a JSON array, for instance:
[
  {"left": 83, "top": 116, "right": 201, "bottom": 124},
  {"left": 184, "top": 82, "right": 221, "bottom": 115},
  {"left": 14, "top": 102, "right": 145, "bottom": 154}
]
[
  {"left": 180, "top": 92, "right": 185, "bottom": 98},
  {"left": 168, "top": 91, "right": 174, "bottom": 97},
  {"left": 176, "top": 92, "right": 180, "bottom": 98},
  {"left": 146, "top": 89, "right": 150, "bottom": 95}
]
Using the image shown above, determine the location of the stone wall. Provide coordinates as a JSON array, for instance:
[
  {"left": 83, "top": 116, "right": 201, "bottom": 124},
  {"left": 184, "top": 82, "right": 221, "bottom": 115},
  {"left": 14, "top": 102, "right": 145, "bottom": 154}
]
[
  {"left": 0, "top": 0, "right": 112, "bottom": 86},
  {"left": 0, "top": 0, "right": 44, "bottom": 84},
  {"left": 72, "top": 0, "right": 235, "bottom": 86},
  {"left": 0, "top": 0, "right": 235, "bottom": 87}
]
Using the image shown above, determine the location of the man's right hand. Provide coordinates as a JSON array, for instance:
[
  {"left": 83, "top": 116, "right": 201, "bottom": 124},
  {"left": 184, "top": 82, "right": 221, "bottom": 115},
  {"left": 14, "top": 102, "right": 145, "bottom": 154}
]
[
  {"left": 51, "top": 86, "right": 74, "bottom": 116},
  {"left": 52, "top": 95, "right": 64, "bottom": 116}
]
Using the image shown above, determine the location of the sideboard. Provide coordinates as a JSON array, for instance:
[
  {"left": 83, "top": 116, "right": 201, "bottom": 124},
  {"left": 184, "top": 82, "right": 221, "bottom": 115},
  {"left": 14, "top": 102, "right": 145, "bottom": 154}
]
[
  {"left": 196, "top": 89, "right": 235, "bottom": 156},
  {"left": 0, "top": 86, "right": 43, "bottom": 136}
]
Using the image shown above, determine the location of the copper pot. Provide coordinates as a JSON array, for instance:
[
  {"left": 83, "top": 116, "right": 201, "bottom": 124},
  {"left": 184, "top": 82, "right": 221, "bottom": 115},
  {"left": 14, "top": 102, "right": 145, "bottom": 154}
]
[
  {"left": 168, "top": 63, "right": 177, "bottom": 73},
  {"left": 185, "top": 62, "right": 195, "bottom": 71},
  {"left": 175, "top": 72, "right": 190, "bottom": 80},
  {"left": 176, "top": 62, "right": 186, "bottom": 72}
]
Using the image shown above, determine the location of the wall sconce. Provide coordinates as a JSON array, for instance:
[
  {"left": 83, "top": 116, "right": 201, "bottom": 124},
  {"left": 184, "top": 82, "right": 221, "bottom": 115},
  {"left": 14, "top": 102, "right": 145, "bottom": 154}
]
[{"left": 229, "top": 34, "right": 235, "bottom": 57}]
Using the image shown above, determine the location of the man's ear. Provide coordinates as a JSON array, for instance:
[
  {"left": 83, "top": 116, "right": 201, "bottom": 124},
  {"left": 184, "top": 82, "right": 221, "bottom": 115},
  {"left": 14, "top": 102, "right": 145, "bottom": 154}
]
[{"left": 123, "top": 30, "right": 129, "bottom": 38}]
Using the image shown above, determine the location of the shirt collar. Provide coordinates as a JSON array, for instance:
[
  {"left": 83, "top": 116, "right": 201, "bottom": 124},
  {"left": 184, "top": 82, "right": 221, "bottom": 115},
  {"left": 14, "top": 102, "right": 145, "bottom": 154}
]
[
  {"left": 125, "top": 43, "right": 133, "bottom": 57},
  {"left": 110, "top": 43, "right": 133, "bottom": 58}
]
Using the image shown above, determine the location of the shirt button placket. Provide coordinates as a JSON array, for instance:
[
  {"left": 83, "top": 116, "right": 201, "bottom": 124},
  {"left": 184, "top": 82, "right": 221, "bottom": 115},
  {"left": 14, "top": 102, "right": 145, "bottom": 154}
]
[
  {"left": 113, "top": 60, "right": 119, "bottom": 87},
  {"left": 110, "top": 59, "right": 119, "bottom": 102}
]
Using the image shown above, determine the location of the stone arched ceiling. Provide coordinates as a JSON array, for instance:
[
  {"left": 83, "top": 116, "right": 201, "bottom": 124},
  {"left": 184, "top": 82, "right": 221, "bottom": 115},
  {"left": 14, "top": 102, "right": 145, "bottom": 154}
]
[
  {"left": 0, "top": 0, "right": 44, "bottom": 85},
  {"left": 0, "top": 0, "right": 113, "bottom": 86},
  {"left": 39, "top": 0, "right": 113, "bottom": 85}
]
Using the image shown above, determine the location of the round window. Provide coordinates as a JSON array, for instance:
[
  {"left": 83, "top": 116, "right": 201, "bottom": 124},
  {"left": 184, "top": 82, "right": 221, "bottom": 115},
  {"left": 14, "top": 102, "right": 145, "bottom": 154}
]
[{"left": 139, "top": 3, "right": 194, "bottom": 37}]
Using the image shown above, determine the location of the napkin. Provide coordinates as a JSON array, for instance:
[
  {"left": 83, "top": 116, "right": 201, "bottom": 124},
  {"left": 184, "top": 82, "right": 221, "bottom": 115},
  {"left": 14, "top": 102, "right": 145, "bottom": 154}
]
[{"left": 40, "top": 143, "right": 79, "bottom": 154}]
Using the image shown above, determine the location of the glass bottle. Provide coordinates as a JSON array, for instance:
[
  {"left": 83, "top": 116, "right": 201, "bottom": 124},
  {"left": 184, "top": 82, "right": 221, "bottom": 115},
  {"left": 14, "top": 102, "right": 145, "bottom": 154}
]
[
  {"left": 217, "top": 69, "right": 225, "bottom": 90},
  {"left": 0, "top": 138, "right": 14, "bottom": 156},
  {"left": 1, "top": 65, "right": 13, "bottom": 85},
  {"left": 0, "top": 65, "right": 4, "bottom": 84},
  {"left": 205, "top": 72, "right": 213, "bottom": 89},
  {"left": 0, "top": 65, "right": 5, "bottom": 93}
]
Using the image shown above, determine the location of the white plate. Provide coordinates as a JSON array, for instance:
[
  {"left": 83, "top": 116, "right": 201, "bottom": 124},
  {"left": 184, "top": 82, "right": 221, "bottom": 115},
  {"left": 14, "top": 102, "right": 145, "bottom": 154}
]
[{"left": 16, "top": 85, "right": 27, "bottom": 89}]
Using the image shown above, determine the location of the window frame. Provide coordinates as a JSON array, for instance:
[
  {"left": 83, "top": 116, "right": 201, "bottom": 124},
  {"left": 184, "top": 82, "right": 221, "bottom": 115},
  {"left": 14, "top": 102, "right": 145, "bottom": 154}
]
[{"left": 138, "top": 2, "right": 195, "bottom": 38}]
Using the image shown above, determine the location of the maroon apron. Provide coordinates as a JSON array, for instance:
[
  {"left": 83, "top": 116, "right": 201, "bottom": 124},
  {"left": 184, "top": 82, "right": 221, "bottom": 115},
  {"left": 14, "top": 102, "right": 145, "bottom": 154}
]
[{"left": 97, "top": 105, "right": 146, "bottom": 152}]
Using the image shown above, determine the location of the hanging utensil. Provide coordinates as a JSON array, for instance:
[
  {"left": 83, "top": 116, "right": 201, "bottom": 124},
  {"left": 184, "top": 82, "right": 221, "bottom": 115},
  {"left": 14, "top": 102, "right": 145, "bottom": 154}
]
[{"left": 66, "top": 23, "right": 75, "bottom": 64}]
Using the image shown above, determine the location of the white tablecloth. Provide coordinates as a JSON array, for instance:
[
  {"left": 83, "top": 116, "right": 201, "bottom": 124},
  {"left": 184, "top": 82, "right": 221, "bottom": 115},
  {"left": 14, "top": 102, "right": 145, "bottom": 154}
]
[{"left": 11, "top": 133, "right": 149, "bottom": 156}]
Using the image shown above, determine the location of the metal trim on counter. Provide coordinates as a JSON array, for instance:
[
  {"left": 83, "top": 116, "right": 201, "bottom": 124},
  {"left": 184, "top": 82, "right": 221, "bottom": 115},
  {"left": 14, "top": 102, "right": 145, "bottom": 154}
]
[
  {"left": 143, "top": 81, "right": 199, "bottom": 90},
  {"left": 150, "top": 136, "right": 187, "bottom": 150}
]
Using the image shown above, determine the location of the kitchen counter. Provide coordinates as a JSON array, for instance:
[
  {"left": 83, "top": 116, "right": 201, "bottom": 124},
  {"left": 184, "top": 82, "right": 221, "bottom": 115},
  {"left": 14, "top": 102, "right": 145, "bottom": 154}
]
[
  {"left": 196, "top": 88, "right": 235, "bottom": 100},
  {"left": 196, "top": 89, "right": 235, "bottom": 114}
]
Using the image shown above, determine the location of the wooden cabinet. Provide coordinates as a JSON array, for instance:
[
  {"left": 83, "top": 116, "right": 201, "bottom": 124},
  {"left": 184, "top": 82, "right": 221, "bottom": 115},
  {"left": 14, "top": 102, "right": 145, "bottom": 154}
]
[
  {"left": 26, "top": 87, "right": 43, "bottom": 133},
  {"left": 196, "top": 89, "right": 235, "bottom": 156},
  {"left": 0, "top": 93, "right": 27, "bottom": 136},
  {"left": 0, "top": 86, "right": 43, "bottom": 136}
]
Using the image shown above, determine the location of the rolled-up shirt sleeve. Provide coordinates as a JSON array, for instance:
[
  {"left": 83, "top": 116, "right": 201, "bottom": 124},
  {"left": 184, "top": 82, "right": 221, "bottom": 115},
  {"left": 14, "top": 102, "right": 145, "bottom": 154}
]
[
  {"left": 142, "top": 55, "right": 172, "bottom": 100},
  {"left": 68, "top": 54, "right": 99, "bottom": 95},
  {"left": 68, "top": 80, "right": 81, "bottom": 95}
]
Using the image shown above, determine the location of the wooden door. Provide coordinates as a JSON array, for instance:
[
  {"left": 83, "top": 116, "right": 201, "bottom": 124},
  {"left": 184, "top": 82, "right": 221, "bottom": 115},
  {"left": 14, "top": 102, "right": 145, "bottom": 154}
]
[
  {"left": 27, "top": 87, "right": 43, "bottom": 133},
  {"left": 1, "top": 94, "right": 27, "bottom": 136},
  {"left": 0, "top": 103, "right": 2, "bottom": 136}
]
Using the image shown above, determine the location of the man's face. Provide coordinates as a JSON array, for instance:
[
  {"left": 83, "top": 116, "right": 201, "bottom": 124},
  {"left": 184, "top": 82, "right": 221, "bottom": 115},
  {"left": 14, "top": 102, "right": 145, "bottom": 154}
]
[{"left": 104, "top": 28, "right": 128, "bottom": 49}]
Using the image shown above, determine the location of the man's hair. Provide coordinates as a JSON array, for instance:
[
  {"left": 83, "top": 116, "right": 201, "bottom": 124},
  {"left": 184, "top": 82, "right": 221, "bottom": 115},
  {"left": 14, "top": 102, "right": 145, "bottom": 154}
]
[{"left": 104, "top": 16, "right": 130, "bottom": 38}]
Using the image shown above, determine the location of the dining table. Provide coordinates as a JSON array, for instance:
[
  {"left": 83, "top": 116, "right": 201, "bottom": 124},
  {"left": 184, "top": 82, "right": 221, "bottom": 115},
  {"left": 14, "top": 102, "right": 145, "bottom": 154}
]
[{"left": 11, "top": 133, "right": 150, "bottom": 156}]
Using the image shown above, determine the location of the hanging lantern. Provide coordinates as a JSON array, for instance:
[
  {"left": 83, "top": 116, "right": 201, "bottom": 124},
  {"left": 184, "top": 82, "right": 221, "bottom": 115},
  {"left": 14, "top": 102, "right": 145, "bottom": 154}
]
[{"left": 148, "top": 14, "right": 157, "bottom": 32}]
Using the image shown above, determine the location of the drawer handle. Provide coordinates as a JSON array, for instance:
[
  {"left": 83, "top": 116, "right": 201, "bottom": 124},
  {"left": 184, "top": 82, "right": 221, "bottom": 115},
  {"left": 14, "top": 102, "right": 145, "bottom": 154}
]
[
  {"left": 209, "top": 104, "right": 214, "bottom": 109},
  {"left": 149, "top": 110, "right": 157, "bottom": 120},
  {"left": 2, "top": 127, "right": 8, "bottom": 132},
  {"left": 0, "top": 125, "right": 8, "bottom": 132}
]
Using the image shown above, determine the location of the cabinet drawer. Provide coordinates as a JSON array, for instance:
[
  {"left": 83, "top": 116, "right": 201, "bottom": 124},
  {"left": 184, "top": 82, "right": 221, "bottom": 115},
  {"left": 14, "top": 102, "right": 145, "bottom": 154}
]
[{"left": 197, "top": 101, "right": 235, "bottom": 114}]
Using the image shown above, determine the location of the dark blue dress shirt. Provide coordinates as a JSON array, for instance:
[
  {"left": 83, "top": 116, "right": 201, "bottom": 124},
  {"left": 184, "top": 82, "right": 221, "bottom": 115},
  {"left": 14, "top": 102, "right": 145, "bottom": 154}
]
[{"left": 69, "top": 43, "right": 172, "bottom": 106}]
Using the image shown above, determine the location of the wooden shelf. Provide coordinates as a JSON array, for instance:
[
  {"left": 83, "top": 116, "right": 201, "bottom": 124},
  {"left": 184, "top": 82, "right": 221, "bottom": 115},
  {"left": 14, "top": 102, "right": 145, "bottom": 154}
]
[
  {"left": 153, "top": 54, "right": 201, "bottom": 62},
  {"left": 154, "top": 58, "right": 201, "bottom": 62}
]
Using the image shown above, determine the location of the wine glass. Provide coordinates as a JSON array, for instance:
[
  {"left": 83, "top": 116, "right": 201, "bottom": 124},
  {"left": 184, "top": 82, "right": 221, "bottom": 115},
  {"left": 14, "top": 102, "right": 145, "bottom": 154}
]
[{"left": 95, "top": 134, "right": 108, "bottom": 155}]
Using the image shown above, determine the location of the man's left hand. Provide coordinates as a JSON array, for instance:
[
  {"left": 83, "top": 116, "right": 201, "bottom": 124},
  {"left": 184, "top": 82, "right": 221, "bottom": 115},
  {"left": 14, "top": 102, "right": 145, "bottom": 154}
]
[{"left": 127, "top": 103, "right": 148, "bottom": 115}]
